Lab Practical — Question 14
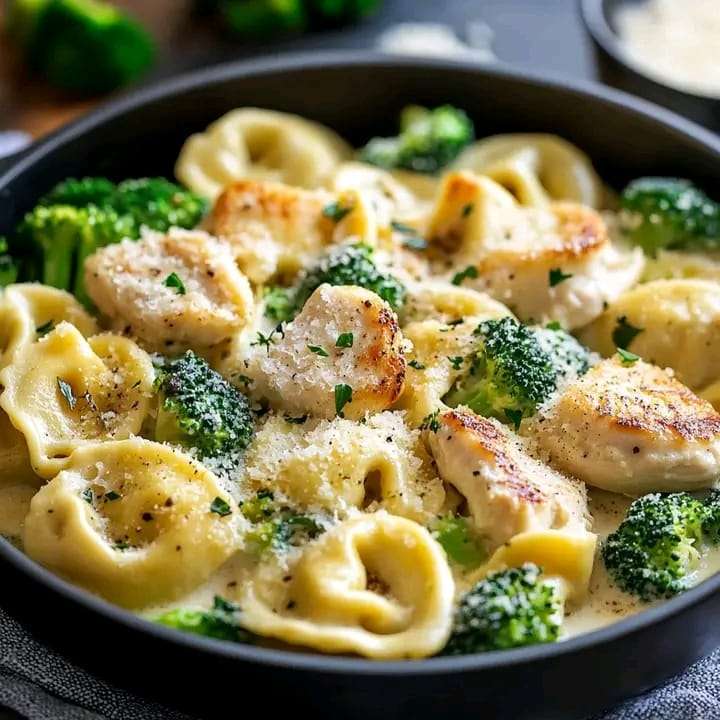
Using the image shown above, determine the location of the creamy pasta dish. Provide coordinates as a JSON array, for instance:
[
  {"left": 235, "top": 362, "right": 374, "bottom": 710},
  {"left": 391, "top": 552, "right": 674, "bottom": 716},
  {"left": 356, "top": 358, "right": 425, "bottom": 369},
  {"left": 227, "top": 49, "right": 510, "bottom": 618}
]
[{"left": 2, "top": 104, "right": 720, "bottom": 660}]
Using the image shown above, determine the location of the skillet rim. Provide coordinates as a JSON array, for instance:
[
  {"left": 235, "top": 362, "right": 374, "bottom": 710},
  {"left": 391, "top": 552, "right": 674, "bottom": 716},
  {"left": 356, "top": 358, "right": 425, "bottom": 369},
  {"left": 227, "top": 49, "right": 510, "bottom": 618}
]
[{"left": 1, "top": 50, "right": 720, "bottom": 677}]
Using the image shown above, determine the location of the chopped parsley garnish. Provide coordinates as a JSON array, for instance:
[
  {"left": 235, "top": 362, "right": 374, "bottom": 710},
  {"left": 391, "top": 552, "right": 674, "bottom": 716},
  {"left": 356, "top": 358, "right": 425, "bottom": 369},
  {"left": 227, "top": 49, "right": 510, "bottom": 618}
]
[
  {"left": 408, "top": 359, "right": 426, "bottom": 370},
  {"left": 612, "top": 316, "right": 644, "bottom": 350},
  {"left": 308, "top": 344, "right": 329, "bottom": 357},
  {"left": 252, "top": 331, "right": 276, "bottom": 353},
  {"left": 545, "top": 321, "right": 562, "bottom": 331},
  {"left": 56, "top": 377, "right": 76, "bottom": 411},
  {"left": 391, "top": 220, "right": 428, "bottom": 250},
  {"left": 334, "top": 383, "right": 353, "bottom": 417},
  {"left": 617, "top": 348, "right": 640, "bottom": 365},
  {"left": 210, "top": 497, "right": 233, "bottom": 517},
  {"left": 451, "top": 265, "right": 478, "bottom": 286},
  {"left": 114, "top": 542, "right": 130, "bottom": 551},
  {"left": 447, "top": 318, "right": 464, "bottom": 326},
  {"left": 421, "top": 409, "right": 441, "bottom": 433},
  {"left": 462, "top": 202, "right": 475, "bottom": 217},
  {"left": 284, "top": 414, "right": 308, "bottom": 425},
  {"left": 322, "top": 201, "right": 352, "bottom": 222},
  {"left": 235, "top": 374, "right": 253, "bottom": 387},
  {"left": 448, "top": 356, "right": 464, "bottom": 370},
  {"left": 81, "top": 488, "right": 94, "bottom": 504},
  {"left": 549, "top": 268, "right": 573, "bottom": 287},
  {"left": 504, "top": 408, "right": 523, "bottom": 430},
  {"left": 36, "top": 319, "right": 54, "bottom": 336},
  {"left": 164, "top": 272, "right": 186, "bottom": 295},
  {"left": 104, "top": 490, "right": 121, "bottom": 501},
  {"left": 335, "top": 332, "right": 354, "bottom": 348}
]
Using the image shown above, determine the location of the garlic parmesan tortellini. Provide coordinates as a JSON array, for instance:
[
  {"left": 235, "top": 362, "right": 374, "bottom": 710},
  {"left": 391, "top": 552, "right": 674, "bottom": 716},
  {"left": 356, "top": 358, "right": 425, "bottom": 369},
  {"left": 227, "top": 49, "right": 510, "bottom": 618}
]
[
  {"left": 238, "top": 512, "right": 454, "bottom": 659},
  {"left": 453, "top": 133, "right": 605, "bottom": 208},
  {"left": 245, "top": 284, "right": 406, "bottom": 420},
  {"left": 641, "top": 249, "right": 720, "bottom": 284},
  {"left": 85, "top": 229, "right": 254, "bottom": 354},
  {"left": 23, "top": 439, "right": 240, "bottom": 608},
  {"left": 175, "top": 108, "right": 353, "bottom": 200},
  {"left": 579, "top": 280, "right": 720, "bottom": 392},
  {"left": 426, "top": 172, "right": 643, "bottom": 329},
  {"left": 0, "top": 283, "right": 97, "bottom": 368},
  {"left": 244, "top": 412, "right": 444, "bottom": 521},
  {"left": 0, "top": 322, "right": 154, "bottom": 478}
]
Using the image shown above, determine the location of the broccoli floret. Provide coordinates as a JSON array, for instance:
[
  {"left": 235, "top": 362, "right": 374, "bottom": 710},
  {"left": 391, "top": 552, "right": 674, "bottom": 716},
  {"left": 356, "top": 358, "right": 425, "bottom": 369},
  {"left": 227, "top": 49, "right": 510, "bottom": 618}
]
[
  {"left": 432, "top": 516, "right": 486, "bottom": 569},
  {"left": 602, "top": 492, "right": 710, "bottom": 601},
  {"left": 443, "top": 564, "right": 561, "bottom": 655},
  {"left": 702, "top": 490, "right": 720, "bottom": 544},
  {"left": 155, "top": 595, "right": 252, "bottom": 643},
  {"left": 265, "top": 244, "right": 406, "bottom": 322},
  {"left": 0, "top": 237, "right": 19, "bottom": 287},
  {"left": 8, "top": 0, "right": 155, "bottom": 95},
  {"left": 620, "top": 178, "right": 720, "bottom": 256},
  {"left": 306, "top": 0, "right": 380, "bottom": 25},
  {"left": 155, "top": 351, "right": 254, "bottom": 462},
  {"left": 443, "top": 318, "right": 558, "bottom": 427},
  {"left": 360, "top": 105, "right": 474, "bottom": 174},
  {"left": 39, "top": 176, "right": 116, "bottom": 208},
  {"left": 219, "top": 0, "right": 306, "bottom": 38},
  {"left": 17, "top": 204, "right": 134, "bottom": 296},
  {"left": 240, "top": 490, "right": 326, "bottom": 553},
  {"left": 535, "top": 326, "right": 592, "bottom": 383}
]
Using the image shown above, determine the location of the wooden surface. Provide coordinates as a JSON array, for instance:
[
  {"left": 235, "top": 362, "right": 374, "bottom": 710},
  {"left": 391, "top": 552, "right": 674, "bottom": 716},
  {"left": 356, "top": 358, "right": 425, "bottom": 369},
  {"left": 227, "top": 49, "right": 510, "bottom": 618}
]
[{"left": 0, "top": 0, "right": 600, "bottom": 141}]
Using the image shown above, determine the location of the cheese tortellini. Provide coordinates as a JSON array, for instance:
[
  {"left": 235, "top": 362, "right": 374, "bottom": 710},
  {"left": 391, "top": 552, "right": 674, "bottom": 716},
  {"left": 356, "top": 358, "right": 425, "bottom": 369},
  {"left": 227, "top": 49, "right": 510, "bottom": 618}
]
[
  {"left": 238, "top": 512, "right": 454, "bottom": 659},
  {"left": 23, "top": 439, "right": 240, "bottom": 608},
  {"left": 176, "top": 108, "right": 353, "bottom": 200},
  {"left": 0, "top": 322, "right": 154, "bottom": 478}
]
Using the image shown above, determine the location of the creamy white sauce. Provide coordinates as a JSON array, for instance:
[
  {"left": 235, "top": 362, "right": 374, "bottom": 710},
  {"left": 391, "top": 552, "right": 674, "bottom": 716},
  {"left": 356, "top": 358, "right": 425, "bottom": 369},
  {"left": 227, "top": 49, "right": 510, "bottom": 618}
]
[{"left": 616, "top": 0, "right": 720, "bottom": 98}]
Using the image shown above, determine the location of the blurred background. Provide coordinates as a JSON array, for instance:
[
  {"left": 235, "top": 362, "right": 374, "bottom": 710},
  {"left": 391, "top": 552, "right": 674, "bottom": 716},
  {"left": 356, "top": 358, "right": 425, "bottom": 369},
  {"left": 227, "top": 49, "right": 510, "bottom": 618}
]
[{"left": 0, "top": 0, "right": 717, "bottom": 154}]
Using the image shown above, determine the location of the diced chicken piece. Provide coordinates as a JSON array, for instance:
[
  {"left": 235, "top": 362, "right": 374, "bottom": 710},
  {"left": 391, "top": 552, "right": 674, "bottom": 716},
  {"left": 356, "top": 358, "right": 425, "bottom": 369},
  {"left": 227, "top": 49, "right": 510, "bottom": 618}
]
[
  {"left": 426, "top": 172, "right": 643, "bottom": 329},
  {"left": 529, "top": 358, "right": 720, "bottom": 495},
  {"left": 85, "top": 229, "right": 253, "bottom": 354},
  {"left": 245, "top": 284, "right": 405, "bottom": 420},
  {"left": 208, "top": 179, "right": 377, "bottom": 284},
  {"left": 425, "top": 409, "right": 590, "bottom": 547}
]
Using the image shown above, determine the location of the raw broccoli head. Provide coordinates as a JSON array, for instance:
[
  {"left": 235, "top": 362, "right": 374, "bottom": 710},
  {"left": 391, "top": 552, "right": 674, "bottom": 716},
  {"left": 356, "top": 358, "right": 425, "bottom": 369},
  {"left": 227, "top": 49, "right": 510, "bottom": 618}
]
[
  {"left": 602, "top": 492, "right": 708, "bottom": 601},
  {"left": 16, "top": 204, "right": 134, "bottom": 297},
  {"left": 155, "top": 351, "right": 254, "bottom": 461},
  {"left": 444, "top": 563, "right": 562, "bottom": 655},
  {"left": 360, "top": 104, "right": 474, "bottom": 174},
  {"left": 620, "top": 177, "right": 720, "bottom": 256},
  {"left": 155, "top": 595, "right": 252, "bottom": 643},
  {"left": 444, "top": 317, "right": 559, "bottom": 427},
  {"left": 12, "top": 0, "right": 155, "bottom": 95},
  {"left": 265, "top": 244, "right": 406, "bottom": 323}
]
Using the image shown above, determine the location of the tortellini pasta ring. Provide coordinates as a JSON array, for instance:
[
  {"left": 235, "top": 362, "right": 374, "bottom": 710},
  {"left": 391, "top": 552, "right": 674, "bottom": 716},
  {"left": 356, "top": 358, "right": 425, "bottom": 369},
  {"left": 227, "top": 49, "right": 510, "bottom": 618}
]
[
  {"left": 238, "top": 512, "right": 455, "bottom": 659},
  {"left": 175, "top": 108, "right": 353, "bottom": 200},
  {"left": 453, "top": 134, "right": 605, "bottom": 208},
  {"left": 23, "top": 439, "right": 241, "bottom": 608},
  {"left": 0, "top": 322, "right": 154, "bottom": 478}
]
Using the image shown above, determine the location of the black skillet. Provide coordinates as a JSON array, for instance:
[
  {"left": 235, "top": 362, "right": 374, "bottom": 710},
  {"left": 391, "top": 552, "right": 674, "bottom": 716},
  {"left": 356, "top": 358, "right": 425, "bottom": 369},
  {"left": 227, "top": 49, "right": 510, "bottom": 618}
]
[{"left": 1, "top": 53, "right": 720, "bottom": 720}]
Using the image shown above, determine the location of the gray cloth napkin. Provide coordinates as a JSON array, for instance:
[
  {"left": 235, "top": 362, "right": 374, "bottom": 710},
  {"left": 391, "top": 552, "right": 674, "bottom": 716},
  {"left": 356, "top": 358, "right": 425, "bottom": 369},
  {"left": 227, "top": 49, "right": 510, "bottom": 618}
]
[{"left": 2, "top": 597, "right": 720, "bottom": 720}]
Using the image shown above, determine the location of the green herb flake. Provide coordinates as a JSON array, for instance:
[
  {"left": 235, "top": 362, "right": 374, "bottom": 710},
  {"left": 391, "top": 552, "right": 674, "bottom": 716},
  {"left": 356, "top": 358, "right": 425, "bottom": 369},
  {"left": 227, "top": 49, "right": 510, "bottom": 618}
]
[
  {"left": 284, "top": 414, "right": 308, "bottom": 425},
  {"left": 36, "top": 319, "right": 55, "bottom": 337},
  {"left": 421, "top": 409, "right": 441, "bottom": 433},
  {"left": 462, "top": 203, "right": 475, "bottom": 218},
  {"left": 164, "top": 272, "right": 186, "bottom": 295},
  {"left": 322, "top": 201, "right": 352, "bottom": 223},
  {"left": 549, "top": 268, "right": 573, "bottom": 287},
  {"left": 448, "top": 356, "right": 464, "bottom": 370},
  {"left": 612, "top": 315, "right": 644, "bottom": 350},
  {"left": 308, "top": 344, "right": 329, "bottom": 357},
  {"left": 114, "top": 542, "right": 130, "bottom": 551},
  {"left": 408, "top": 359, "right": 426, "bottom": 370},
  {"left": 504, "top": 408, "right": 523, "bottom": 430},
  {"left": 391, "top": 220, "right": 428, "bottom": 250},
  {"left": 81, "top": 488, "right": 94, "bottom": 504},
  {"left": 451, "top": 265, "right": 478, "bottom": 286},
  {"left": 56, "top": 377, "right": 77, "bottom": 411},
  {"left": 104, "top": 490, "right": 121, "bottom": 501},
  {"left": 210, "top": 496, "right": 233, "bottom": 517},
  {"left": 252, "top": 331, "right": 276, "bottom": 353},
  {"left": 545, "top": 321, "right": 562, "bottom": 331},
  {"left": 617, "top": 348, "right": 641, "bottom": 365},
  {"left": 335, "top": 332, "right": 354, "bottom": 348},
  {"left": 334, "top": 383, "right": 353, "bottom": 417}
]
